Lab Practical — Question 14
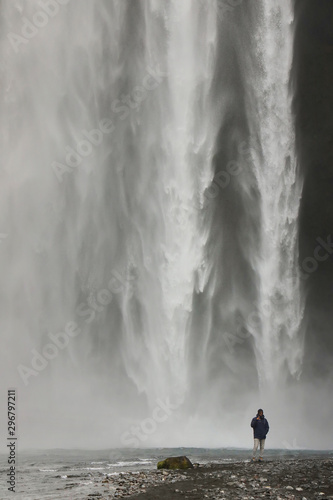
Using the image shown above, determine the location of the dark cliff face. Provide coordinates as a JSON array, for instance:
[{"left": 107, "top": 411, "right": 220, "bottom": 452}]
[{"left": 293, "top": 0, "right": 333, "bottom": 377}]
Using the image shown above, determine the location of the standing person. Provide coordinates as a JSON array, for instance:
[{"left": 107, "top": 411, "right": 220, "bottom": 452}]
[{"left": 251, "top": 408, "right": 269, "bottom": 462}]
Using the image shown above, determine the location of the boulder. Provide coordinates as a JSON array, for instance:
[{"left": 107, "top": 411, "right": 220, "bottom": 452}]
[{"left": 157, "top": 456, "right": 194, "bottom": 470}]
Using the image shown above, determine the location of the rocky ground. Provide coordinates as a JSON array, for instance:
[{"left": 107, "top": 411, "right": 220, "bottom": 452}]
[{"left": 87, "top": 458, "right": 333, "bottom": 500}]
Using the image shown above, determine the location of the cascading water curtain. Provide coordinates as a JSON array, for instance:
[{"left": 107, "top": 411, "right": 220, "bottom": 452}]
[
  {"left": 244, "top": 0, "right": 304, "bottom": 388},
  {"left": 1, "top": 0, "right": 304, "bottom": 448},
  {"left": 186, "top": 0, "right": 304, "bottom": 446}
]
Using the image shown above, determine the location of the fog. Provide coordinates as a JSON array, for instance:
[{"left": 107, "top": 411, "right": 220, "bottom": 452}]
[{"left": 1, "top": 0, "right": 332, "bottom": 452}]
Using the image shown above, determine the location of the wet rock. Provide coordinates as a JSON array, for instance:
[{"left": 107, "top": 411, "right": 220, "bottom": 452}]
[{"left": 157, "top": 455, "right": 194, "bottom": 470}]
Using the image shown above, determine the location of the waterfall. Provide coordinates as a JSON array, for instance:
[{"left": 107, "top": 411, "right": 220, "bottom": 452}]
[
  {"left": 1, "top": 0, "right": 305, "bottom": 449},
  {"left": 244, "top": 1, "right": 304, "bottom": 386}
]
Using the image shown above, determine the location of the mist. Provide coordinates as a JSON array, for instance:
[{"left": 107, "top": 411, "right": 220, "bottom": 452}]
[{"left": 1, "top": 0, "right": 333, "bottom": 452}]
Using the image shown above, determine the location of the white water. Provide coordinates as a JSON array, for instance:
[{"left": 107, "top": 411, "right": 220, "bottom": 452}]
[
  {"left": 243, "top": 1, "right": 304, "bottom": 386},
  {"left": 0, "top": 0, "right": 307, "bottom": 450}
]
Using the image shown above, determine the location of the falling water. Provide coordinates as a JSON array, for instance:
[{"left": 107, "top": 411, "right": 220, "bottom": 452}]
[
  {"left": 1, "top": 0, "right": 307, "bottom": 449},
  {"left": 244, "top": 1, "right": 304, "bottom": 386}
]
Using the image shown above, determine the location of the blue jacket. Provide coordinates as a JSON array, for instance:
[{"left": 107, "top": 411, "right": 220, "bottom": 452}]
[{"left": 251, "top": 414, "right": 269, "bottom": 439}]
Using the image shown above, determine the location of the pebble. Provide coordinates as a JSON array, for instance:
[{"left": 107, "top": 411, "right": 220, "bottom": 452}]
[{"left": 86, "top": 457, "right": 333, "bottom": 500}]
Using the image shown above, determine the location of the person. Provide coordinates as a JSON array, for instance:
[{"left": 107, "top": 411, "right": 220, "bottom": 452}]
[{"left": 251, "top": 408, "right": 269, "bottom": 462}]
